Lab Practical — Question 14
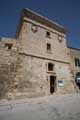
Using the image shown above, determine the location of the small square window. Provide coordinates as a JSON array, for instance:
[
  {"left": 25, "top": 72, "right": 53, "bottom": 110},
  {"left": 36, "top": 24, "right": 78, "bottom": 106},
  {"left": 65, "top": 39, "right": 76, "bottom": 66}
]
[
  {"left": 47, "top": 43, "right": 51, "bottom": 52},
  {"left": 46, "top": 31, "right": 51, "bottom": 38}
]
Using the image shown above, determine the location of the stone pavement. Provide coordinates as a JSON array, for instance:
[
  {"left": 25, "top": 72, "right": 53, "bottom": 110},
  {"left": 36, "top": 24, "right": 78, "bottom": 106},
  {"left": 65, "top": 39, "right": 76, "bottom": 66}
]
[{"left": 0, "top": 93, "right": 80, "bottom": 120}]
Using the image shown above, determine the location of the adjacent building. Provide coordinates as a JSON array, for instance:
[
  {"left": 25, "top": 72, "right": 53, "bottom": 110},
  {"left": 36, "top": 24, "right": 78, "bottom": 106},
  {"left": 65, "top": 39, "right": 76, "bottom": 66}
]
[{"left": 68, "top": 47, "right": 80, "bottom": 90}]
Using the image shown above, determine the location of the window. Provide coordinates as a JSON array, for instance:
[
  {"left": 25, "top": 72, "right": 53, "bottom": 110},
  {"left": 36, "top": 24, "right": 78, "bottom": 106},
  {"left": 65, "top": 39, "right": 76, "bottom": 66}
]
[
  {"left": 48, "top": 63, "right": 54, "bottom": 71},
  {"left": 47, "top": 43, "right": 51, "bottom": 52},
  {"left": 75, "top": 58, "right": 80, "bottom": 67},
  {"left": 46, "top": 31, "right": 51, "bottom": 38},
  {"left": 5, "top": 43, "right": 13, "bottom": 50}
]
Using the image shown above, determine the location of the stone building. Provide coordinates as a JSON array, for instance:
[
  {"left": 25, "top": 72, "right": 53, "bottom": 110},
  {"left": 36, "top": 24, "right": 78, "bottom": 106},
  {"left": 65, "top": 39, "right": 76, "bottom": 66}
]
[
  {"left": 69, "top": 47, "right": 80, "bottom": 77},
  {"left": 0, "top": 8, "right": 79, "bottom": 100},
  {"left": 68, "top": 47, "right": 80, "bottom": 91}
]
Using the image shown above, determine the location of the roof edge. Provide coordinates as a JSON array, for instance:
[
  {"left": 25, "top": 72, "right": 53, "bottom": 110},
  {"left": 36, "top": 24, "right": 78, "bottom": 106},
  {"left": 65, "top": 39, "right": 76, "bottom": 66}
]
[
  {"left": 15, "top": 8, "right": 67, "bottom": 38},
  {"left": 68, "top": 46, "right": 80, "bottom": 51}
]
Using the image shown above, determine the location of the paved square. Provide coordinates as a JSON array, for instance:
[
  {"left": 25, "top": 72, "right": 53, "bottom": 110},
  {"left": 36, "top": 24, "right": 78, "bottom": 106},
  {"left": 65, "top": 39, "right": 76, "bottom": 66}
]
[{"left": 0, "top": 94, "right": 80, "bottom": 120}]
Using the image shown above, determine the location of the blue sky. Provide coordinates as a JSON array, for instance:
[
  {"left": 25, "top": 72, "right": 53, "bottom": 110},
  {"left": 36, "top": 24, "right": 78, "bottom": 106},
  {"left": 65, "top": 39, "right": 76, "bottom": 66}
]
[{"left": 0, "top": 0, "right": 80, "bottom": 48}]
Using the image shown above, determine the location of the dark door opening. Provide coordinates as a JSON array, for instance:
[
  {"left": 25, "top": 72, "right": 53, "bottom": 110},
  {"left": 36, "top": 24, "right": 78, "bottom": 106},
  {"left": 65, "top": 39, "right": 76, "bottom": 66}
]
[{"left": 50, "top": 76, "right": 56, "bottom": 94}]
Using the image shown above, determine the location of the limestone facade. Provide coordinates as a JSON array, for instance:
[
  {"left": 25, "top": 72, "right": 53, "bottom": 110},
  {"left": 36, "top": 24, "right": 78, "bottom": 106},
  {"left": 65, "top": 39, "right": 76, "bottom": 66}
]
[{"left": 0, "top": 9, "right": 79, "bottom": 100}]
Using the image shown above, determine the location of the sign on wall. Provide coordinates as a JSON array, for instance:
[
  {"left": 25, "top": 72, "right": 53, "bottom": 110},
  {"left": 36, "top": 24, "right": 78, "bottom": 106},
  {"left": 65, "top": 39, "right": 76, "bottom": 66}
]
[{"left": 58, "top": 80, "right": 64, "bottom": 87}]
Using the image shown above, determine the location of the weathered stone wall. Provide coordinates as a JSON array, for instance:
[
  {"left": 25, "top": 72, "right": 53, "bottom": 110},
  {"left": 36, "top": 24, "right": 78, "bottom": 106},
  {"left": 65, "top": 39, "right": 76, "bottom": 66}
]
[
  {"left": 14, "top": 18, "right": 75, "bottom": 96},
  {"left": 0, "top": 42, "right": 75, "bottom": 100},
  {"left": 0, "top": 41, "right": 77, "bottom": 100},
  {"left": 55, "top": 63, "right": 76, "bottom": 94},
  {"left": 18, "top": 54, "right": 76, "bottom": 96},
  {"left": 16, "top": 18, "right": 76, "bottom": 95},
  {"left": 0, "top": 42, "right": 46, "bottom": 99},
  {"left": 19, "top": 55, "right": 48, "bottom": 97},
  {"left": 0, "top": 43, "right": 19, "bottom": 99},
  {"left": 18, "top": 19, "right": 70, "bottom": 63}
]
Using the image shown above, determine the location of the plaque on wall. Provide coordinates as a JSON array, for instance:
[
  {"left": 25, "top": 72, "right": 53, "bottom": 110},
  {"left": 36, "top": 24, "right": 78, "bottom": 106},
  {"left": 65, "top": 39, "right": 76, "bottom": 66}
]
[{"left": 58, "top": 80, "right": 64, "bottom": 87}]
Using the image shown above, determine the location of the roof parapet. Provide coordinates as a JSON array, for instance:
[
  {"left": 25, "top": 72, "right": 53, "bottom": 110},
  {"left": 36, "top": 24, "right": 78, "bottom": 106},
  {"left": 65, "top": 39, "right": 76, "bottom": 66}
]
[{"left": 16, "top": 8, "right": 67, "bottom": 38}]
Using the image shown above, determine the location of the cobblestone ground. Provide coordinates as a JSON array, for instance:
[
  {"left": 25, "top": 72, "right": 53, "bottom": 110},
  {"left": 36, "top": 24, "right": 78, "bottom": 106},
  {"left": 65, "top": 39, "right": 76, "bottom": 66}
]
[{"left": 0, "top": 93, "right": 80, "bottom": 120}]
